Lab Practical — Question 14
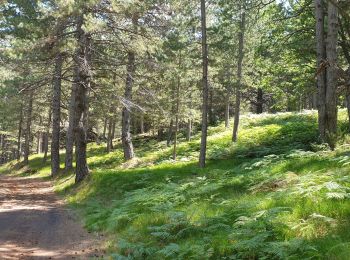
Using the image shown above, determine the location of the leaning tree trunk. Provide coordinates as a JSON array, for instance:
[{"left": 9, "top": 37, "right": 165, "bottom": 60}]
[
  {"left": 51, "top": 52, "right": 63, "bottom": 176},
  {"left": 325, "top": 0, "right": 339, "bottom": 149},
  {"left": 315, "top": 0, "right": 327, "bottom": 141},
  {"left": 73, "top": 16, "right": 91, "bottom": 183},
  {"left": 199, "top": 0, "right": 209, "bottom": 168},
  {"left": 232, "top": 7, "right": 246, "bottom": 142},
  {"left": 23, "top": 90, "right": 34, "bottom": 165}
]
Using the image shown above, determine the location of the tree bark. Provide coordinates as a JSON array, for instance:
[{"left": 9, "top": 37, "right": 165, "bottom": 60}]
[
  {"left": 199, "top": 0, "right": 209, "bottom": 168},
  {"left": 37, "top": 132, "right": 42, "bottom": 154},
  {"left": 315, "top": 0, "right": 327, "bottom": 141},
  {"left": 325, "top": 0, "right": 339, "bottom": 149},
  {"left": 23, "top": 90, "right": 34, "bottom": 165},
  {"left": 121, "top": 15, "right": 138, "bottom": 161},
  {"left": 186, "top": 119, "right": 192, "bottom": 141},
  {"left": 225, "top": 94, "right": 230, "bottom": 128},
  {"left": 107, "top": 117, "right": 113, "bottom": 153},
  {"left": 43, "top": 108, "right": 51, "bottom": 163},
  {"left": 73, "top": 15, "right": 91, "bottom": 183},
  {"left": 51, "top": 52, "right": 63, "bottom": 176},
  {"left": 232, "top": 6, "right": 246, "bottom": 142},
  {"left": 173, "top": 74, "right": 180, "bottom": 161},
  {"left": 140, "top": 114, "right": 144, "bottom": 134},
  {"left": 122, "top": 50, "right": 136, "bottom": 160},
  {"left": 17, "top": 104, "right": 23, "bottom": 160},
  {"left": 111, "top": 119, "right": 116, "bottom": 149},
  {"left": 166, "top": 119, "right": 174, "bottom": 146},
  {"left": 102, "top": 117, "right": 107, "bottom": 140},
  {"left": 65, "top": 80, "right": 75, "bottom": 172}
]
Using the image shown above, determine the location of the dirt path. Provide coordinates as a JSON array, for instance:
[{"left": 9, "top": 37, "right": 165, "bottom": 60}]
[{"left": 0, "top": 175, "right": 104, "bottom": 259}]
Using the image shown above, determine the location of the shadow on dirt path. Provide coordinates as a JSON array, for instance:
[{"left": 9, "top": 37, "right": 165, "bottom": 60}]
[{"left": 0, "top": 175, "right": 104, "bottom": 259}]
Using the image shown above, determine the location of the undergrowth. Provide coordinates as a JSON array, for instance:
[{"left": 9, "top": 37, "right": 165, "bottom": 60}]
[{"left": 2, "top": 110, "right": 350, "bottom": 259}]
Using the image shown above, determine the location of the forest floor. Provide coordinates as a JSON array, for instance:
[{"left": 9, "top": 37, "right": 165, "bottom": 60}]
[
  {"left": 2, "top": 110, "right": 350, "bottom": 259},
  {"left": 0, "top": 174, "right": 104, "bottom": 259}
]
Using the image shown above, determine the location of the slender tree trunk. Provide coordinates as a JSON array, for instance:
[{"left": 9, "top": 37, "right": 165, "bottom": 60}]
[
  {"left": 111, "top": 119, "right": 116, "bottom": 149},
  {"left": 232, "top": 6, "right": 246, "bottom": 142},
  {"left": 73, "top": 15, "right": 90, "bottom": 183},
  {"left": 199, "top": 0, "right": 209, "bottom": 168},
  {"left": 37, "top": 132, "right": 42, "bottom": 154},
  {"left": 43, "top": 108, "right": 51, "bottom": 163},
  {"left": 102, "top": 117, "right": 107, "bottom": 140},
  {"left": 17, "top": 104, "right": 23, "bottom": 161},
  {"left": 186, "top": 119, "right": 192, "bottom": 141},
  {"left": 121, "top": 15, "right": 138, "bottom": 160},
  {"left": 315, "top": 0, "right": 327, "bottom": 141},
  {"left": 173, "top": 74, "right": 180, "bottom": 161},
  {"left": 107, "top": 117, "right": 112, "bottom": 153},
  {"left": 325, "top": 0, "right": 338, "bottom": 149},
  {"left": 225, "top": 94, "right": 230, "bottom": 128},
  {"left": 51, "top": 52, "right": 63, "bottom": 176},
  {"left": 65, "top": 80, "right": 75, "bottom": 172},
  {"left": 122, "top": 50, "right": 136, "bottom": 160},
  {"left": 140, "top": 114, "right": 144, "bottom": 134},
  {"left": 23, "top": 90, "right": 34, "bottom": 165},
  {"left": 167, "top": 119, "right": 174, "bottom": 147}
]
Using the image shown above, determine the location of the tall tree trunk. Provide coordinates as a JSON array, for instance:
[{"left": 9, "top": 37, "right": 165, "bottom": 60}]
[
  {"left": 43, "top": 108, "right": 51, "bottom": 163},
  {"left": 173, "top": 74, "right": 180, "bottom": 161},
  {"left": 65, "top": 80, "right": 75, "bottom": 172},
  {"left": 325, "top": 0, "right": 339, "bottom": 149},
  {"left": 199, "top": 0, "right": 209, "bottom": 168},
  {"left": 73, "top": 16, "right": 91, "bottom": 183},
  {"left": 140, "top": 114, "right": 144, "bottom": 134},
  {"left": 166, "top": 119, "right": 174, "bottom": 146},
  {"left": 121, "top": 15, "right": 138, "bottom": 160},
  {"left": 17, "top": 104, "right": 23, "bottom": 160},
  {"left": 23, "top": 90, "right": 33, "bottom": 165},
  {"left": 225, "top": 93, "right": 230, "bottom": 128},
  {"left": 186, "top": 119, "right": 192, "bottom": 141},
  {"left": 232, "top": 6, "right": 246, "bottom": 142},
  {"left": 111, "top": 119, "right": 116, "bottom": 149},
  {"left": 315, "top": 0, "right": 327, "bottom": 141},
  {"left": 51, "top": 52, "right": 63, "bottom": 176},
  {"left": 106, "top": 117, "right": 112, "bottom": 153},
  {"left": 102, "top": 117, "right": 107, "bottom": 140},
  {"left": 37, "top": 132, "right": 42, "bottom": 154},
  {"left": 122, "top": 50, "right": 136, "bottom": 160}
]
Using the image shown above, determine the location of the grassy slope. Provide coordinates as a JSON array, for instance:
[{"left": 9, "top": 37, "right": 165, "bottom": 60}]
[{"left": 2, "top": 110, "right": 350, "bottom": 259}]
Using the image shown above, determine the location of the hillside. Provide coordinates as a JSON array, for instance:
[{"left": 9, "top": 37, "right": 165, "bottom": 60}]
[{"left": 2, "top": 111, "right": 350, "bottom": 259}]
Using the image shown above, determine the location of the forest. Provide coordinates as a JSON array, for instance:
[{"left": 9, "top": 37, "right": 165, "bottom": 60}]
[{"left": 0, "top": 0, "right": 350, "bottom": 259}]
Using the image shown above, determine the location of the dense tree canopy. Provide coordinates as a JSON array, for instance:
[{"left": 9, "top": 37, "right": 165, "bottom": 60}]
[{"left": 0, "top": 0, "right": 349, "bottom": 176}]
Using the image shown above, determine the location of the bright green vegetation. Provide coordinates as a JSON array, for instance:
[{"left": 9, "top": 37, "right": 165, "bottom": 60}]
[{"left": 3, "top": 111, "right": 350, "bottom": 259}]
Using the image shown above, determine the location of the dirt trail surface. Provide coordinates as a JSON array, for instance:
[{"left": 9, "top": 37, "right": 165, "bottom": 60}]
[{"left": 0, "top": 175, "right": 103, "bottom": 259}]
